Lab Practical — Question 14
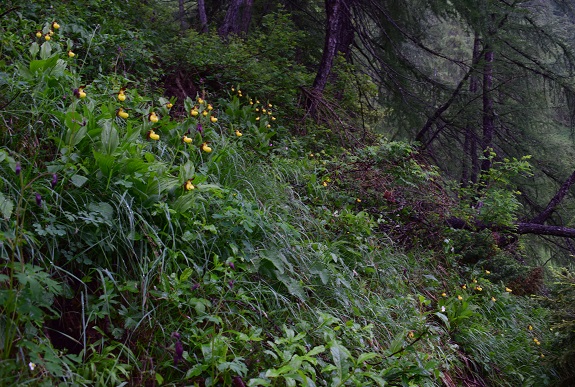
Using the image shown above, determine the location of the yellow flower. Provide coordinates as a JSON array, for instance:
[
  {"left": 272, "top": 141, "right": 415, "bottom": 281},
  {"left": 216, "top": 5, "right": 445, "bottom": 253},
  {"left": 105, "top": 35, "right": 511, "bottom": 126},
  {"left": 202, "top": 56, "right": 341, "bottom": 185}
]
[
  {"left": 528, "top": 325, "right": 533, "bottom": 331},
  {"left": 505, "top": 287, "right": 513, "bottom": 293},
  {"left": 68, "top": 50, "right": 75, "bottom": 58},
  {"left": 272, "top": 117, "right": 276, "bottom": 121},
  {"left": 182, "top": 135, "right": 192, "bottom": 143},
  {"left": 75, "top": 86, "right": 87, "bottom": 99},
  {"left": 117, "top": 92, "right": 126, "bottom": 102},
  {"left": 235, "top": 130, "right": 242, "bottom": 137},
  {"left": 255, "top": 108, "right": 259, "bottom": 112},
  {"left": 485, "top": 270, "right": 491, "bottom": 274},
  {"left": 266, "top": 124, "right": 271, "bottom": 128},
  {"left": 408, "top": 331, "right": 415, "bottom": 339},
  {"left": 231, "top": 87, "right": 235, "bottom": 92},
  {"left": 255, "top": 117, "right": 260, "bottom": 121},
  {"left": 201, "top": 142, "right": 212, "bottom": 153},
  {"left": 356, "top": 198, "right": 361, "bottom": 203},
  {"left": 249, "top": 100, "right": 253, "bottom": 105},
  {"left": 491, "top": 297, "right": 496, "bottom": 302},
  {"left": 461, "top": 284, "right": 467, "bottom": 290},
  {"left": 262, "top": 108, "right": 267, "bottom": 113},
  {"left": 322, "top": 181, "right": 328, "bottom": 187},
  {"left": 149, "top": 112, "right": 159, "bottom": 123},
  {"left": 457, "top": 295, "right": 463, "bottom": 300},
  {"left": 268, "top": 103, "right": 273, "bottom": 107},
  {"left": 210, "top": 116, "right": 218, "bottom": 123},
  {"left": 36, "top": 31, "right": 42, "bottom": 38},
  {"left": 191, "top": 109, "right": 199, "bottom": 117},
  {"left": 45, "top": 34, "right": 51, "bottom": 41},
  {"left": 441, "top": 292, "right": 447, "bottom": 297},
  {"left": 117, "top": 108, "right": 129, "bottom": 119},
  {"left": 166, "top": 102, "right": 173, "bottom": 109},
  {"left": 147, "top": 130, "right": 160, "bottom": 141},
  {"left": 256, "top": 100, "right": 260, "bottom": 104},
  {"left": 475, "top": 286, "right": 482, "bottom": 291},
  {"left": 185, "top": 180, "right": 195, "bottom": 191},
  {"left": 197, "top": 97, "right": 204, "bottom": 104},
  {"left": 202, "top": 110, "right": 208, "bottom": 116},
  {"left": 540, "top": 353, "right": 545, "bottom": 358},
  {"left": 52, "top": 21, "right": 60, "bottom": 29},
  {"left": 207, "top": 104, "right": 213, "bottom": 111},
  {"left": 49, "top": 30, "right": 54, "bottom": 36},
  {"left": 473, "top": 279, "right": 477, "bottom": 283}
]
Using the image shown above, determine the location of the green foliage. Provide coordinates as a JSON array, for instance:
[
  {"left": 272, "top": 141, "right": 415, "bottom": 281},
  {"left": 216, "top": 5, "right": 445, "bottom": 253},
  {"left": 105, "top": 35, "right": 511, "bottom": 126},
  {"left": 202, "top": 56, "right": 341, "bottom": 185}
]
[{"left": 0, "top": 2, "right": 565, "bottom": 386}]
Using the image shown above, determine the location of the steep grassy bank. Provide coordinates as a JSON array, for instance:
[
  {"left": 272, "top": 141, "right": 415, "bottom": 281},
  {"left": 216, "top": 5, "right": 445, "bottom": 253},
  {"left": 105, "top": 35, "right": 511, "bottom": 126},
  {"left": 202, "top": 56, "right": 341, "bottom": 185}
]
[{"left": 0, "top": 2, "right": 570, "bottom": 386}]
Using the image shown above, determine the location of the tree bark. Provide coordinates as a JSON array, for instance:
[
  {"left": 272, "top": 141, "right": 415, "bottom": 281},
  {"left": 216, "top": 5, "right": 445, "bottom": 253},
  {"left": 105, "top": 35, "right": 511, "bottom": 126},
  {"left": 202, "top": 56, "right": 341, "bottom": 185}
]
[
  {"left": 219, "top": 0, "right": 243, "bottom": 37},
  {"left": 198, "top": 0, "right": 208, "bottom": 33},
  {"left": 239, "top": 0, "right": 253, "bottom": 35},
  {"left": 530, "top": 170, "right": 575, "bottom": 224},
  {"left": 179, "top": 0, "right": 186, "bottom": 31},
  {"left": 312, "top": 0, "right": 346, "bottom": 95},
  {"left": 463, "top": 34, "right": 482, "bottom": 185},
  {"left": 481, "top": 46, "right": 495, "bottom": 172},
  {"left": 218, "top": 0, "right": 253, "bottom": 37},
  {"left": 447, "top": 217, "right": 575, "bottom": 238}
]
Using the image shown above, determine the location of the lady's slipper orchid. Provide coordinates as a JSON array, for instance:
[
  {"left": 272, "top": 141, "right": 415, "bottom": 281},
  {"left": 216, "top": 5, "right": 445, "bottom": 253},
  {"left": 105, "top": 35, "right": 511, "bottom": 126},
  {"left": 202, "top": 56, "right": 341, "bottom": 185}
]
[
  {"left": 117, "top": 108, "right": 129, "bottom": 119},
  {"left": 201, "top": 142, "right": 212, "bottom": 153},
  {"left": 182, "top": 135, "right": 192, "bottom": 143},
  {"left": 184, "top": 180, "right": 195, "bottom": 191},
  {"left": 147, "top": 130, "right": 160, "bottom": 141},
  {"left": 149, "top": 112, "right": 159, "bottom": 123}
]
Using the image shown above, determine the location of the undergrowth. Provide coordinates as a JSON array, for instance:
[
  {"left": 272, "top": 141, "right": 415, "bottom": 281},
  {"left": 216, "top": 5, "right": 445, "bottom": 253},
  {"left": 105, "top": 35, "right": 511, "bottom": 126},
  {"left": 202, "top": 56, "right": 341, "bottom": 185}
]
[{"left": 0, "top": 3, "right": 568, "bottom": 386}]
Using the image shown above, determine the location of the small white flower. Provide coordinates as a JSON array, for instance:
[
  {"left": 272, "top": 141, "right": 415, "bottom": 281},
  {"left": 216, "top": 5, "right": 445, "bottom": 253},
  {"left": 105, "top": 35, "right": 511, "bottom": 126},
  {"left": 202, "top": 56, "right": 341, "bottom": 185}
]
[
  {"left": 441, "top": 306, "right": 446, "bottom": 312},
  {"left": 444, "top": 239, "right": 450, "bottom": 244},
  {"left": 29, "top": 362, "right": 36, "bottom": 371}
]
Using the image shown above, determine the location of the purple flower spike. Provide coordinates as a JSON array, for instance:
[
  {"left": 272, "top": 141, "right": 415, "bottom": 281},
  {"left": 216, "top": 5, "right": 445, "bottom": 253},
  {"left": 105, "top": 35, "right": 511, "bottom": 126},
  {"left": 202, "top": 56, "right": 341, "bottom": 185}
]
[
  {"left": 196, "top": 123, "right": 203, "bottom": 134},
  {"left": 51, "top": 173, "right": 58, "bottom": 188},
  {"left": 35, "top": 193, "right": 42, "bottom": 206},
  {"left": 15, "top": 163, "right": 21, "bottom": 175},
  {"left": 228, "top": 262, "right": 235, "bottom": 270}
]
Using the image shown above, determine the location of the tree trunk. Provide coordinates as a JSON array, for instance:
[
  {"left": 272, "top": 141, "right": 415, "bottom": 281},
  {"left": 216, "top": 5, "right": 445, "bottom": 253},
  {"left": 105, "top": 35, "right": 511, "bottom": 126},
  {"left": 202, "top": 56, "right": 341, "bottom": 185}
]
[
  {"left": 179, "top": 0, "right": 186, "bottom": 31},
  {"left": 198, "top": 0, "right": 208, "bottom": 33},
  {"left": 463, "top": 33, "right": 482, "bottom": 185},
  {"left": 218, "top": 0, "right": 253, "bottom": 37},
  {"left": 219, "top": 0, "right": 243, "bottom": 37},
  {"left": 530, "top": 170, "right": 575, "bottom": 224},
  {"left": 312, "top": 0, "right": 345, "bottom": 94},
  {"left": 480, "top": 46, "right": 495, "bottom": 172},
  {"left": 239, "top": 0, "right": 253, "bottom": 35}
]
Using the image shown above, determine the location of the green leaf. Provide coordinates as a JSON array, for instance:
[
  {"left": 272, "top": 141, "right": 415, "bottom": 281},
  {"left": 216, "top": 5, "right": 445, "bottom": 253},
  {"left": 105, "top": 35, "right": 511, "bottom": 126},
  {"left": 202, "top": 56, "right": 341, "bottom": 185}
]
[
  {"left": 39, "top": 41, "right": 52, "bottom": 59},
  {"left": 179, "top": 267, "right": 194, "bottom": 282},
  {"left": 101, "top": 120, "right": 119, "bottom": 155},
  {"left": 70, "top": 174, "right": 89, "bottom": 188},
  {"left": 306, "top": 345, "right": 325, "bottom": 357},
  {"left": 88, "top": 202, "right": 114, "bottom": 221},
  {"left": 357, "top": 352, "right": 380, "bottom": 364},
  {"left": 434, "top": 312, "right": 450, "bottom": 330},
  {"left": 29, "top": 42, "right": 39, "bottom": 58},
  {"left": 0, "top": 193, "right": 14, "bottom": 220}
]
